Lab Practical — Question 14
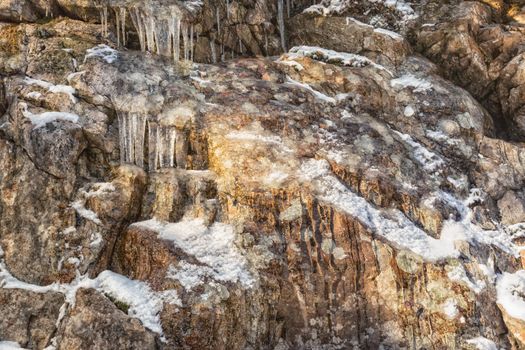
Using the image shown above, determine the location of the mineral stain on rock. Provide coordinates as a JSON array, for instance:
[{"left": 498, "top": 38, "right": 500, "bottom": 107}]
[{"left": 1, "top": 0, "right": 525, "bottom": 349}]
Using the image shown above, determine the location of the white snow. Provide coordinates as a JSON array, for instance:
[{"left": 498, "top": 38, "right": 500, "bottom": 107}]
[
  {"left": 497, "top": 270, "right": 525, "bottom": 321},
  {"left": 167, "top": 261, "right": 214, "bottom": 291},
  {"left": 26, "top": 91, "right": 42, "bottom": 99},
  {"left": 84, "top": 44, "right": 118, "bottom": 64},
  {"left": 285, "top": 76, "right": 336, "bottom": 105},
  {"left": 447, "top": 264, "right": 485, "bottom": 294},
  {"left": 441, "top": 298, "right": 458, "bottom": 319},
  {"left": 304, "top": 0, "right": 417, "bottom": 21},
  {"left": 438, "top": 189, "right": 524, "bottom": 258},
  {"left": 20, "top": 104, "right": 80, "bottom": 130},
  {"left": 83, "top": 182, "right": 116, "bottom": 198},
  {"left": 0, "top": 341, "right": 27, "bottom": 350},
  {"left": 346, "top": 17, "right": 373, "bottom": 28},
  {"left": 393, "top": 131, "right": 444, "bottom": 172},
  {"left": 404, "top": 105, "right": 415, "bottom": 117},
  {"left": 96, "top": 270, "right": 181, "bottom": 334},
  {"left": 132, "top": 218, "right": 255, "bottom": 288},
  {"left": 24, "top": 77, "right": 77, "bottom": 103},
  {"left": 374, "top": 28, "right": 403, "bottom": 40},
  {"left": 466, "top": 337, "right": 498, "bottom": 350},
  {"left": 0, "top": 261, "right": 179, "bottom": 336},
  {"left": 299, "top": 159, "right": 459, "bottom": 262},
  {"left": 390, "top": 74, "right": 433, "bottom": 92},
  {"left": 71, "top": 200, "right": 102, "bottom": 225},
  {"left": 286, "top": 46, "right": 392, "bottom": 75},
  {"left": 304, "top": 0, "right": 349, "bottom": 16}
]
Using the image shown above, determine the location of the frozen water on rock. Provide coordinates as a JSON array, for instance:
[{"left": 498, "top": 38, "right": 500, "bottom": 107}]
[
  {"left": 132, "top": 218, "right": 255, "bottom": 288},
  {"left": 97, "top": 0, "right": 200, "bottom": 62},
  {"left": 0, "top": 342, "right": 27, "bottom": 350},
  {"left": 0, "top": 260, "right": 179, "bottom": 336},
  {"left": 497, "top": 270, "right": 525, "bottom": 321},
  {"left": 23, "top": 77, "right": 77, "bottom": 103},
  {"left": 85, "top": 44, "right": 119, "bottom": 64},
  {"left": 466, "top": 338, "right": 498, "bottom": 350},
  {"left": 285, "top": 46, "right": 393, "bottom": 75},
  {"left": 20, "top": 103, "right": 80, "bottom": 130}
]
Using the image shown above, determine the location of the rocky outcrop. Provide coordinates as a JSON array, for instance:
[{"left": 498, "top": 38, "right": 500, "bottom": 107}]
[{"left": 2, "top": 1, "right": 525, "bottom": 349}]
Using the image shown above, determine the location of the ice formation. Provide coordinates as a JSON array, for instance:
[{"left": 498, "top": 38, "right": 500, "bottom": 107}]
[
  {"left": 92, "top": 0, "right": 319, "bottom": 63},
  {"left": 95, "top": 0, "right": 199, "bottom": 62},
  {"left": 114, "top": 111, "right": 190, "bottom": 172}
]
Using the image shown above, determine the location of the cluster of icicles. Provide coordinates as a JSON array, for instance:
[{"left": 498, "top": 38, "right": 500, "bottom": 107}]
[
  {"left": 99, "top": 4, "right": 196, "bottom": 61},
  {"left": 96, "top": 0, "right": 322, "bottom": 63},
  {"left": 118, "top": 113, "right": 188, "bottom": 171}
]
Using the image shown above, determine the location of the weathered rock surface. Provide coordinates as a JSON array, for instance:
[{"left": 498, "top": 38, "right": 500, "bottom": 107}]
[{"left": 1, "top": 1, "right": 525, "bottom": 349}]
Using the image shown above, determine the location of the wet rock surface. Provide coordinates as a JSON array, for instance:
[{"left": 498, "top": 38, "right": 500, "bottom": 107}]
[{"left": 1, "top": 1, "right": 525, "bottom": 349}]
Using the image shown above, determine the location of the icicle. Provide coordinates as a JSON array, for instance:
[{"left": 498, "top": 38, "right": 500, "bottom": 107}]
[
  {"left": 176, "top": 131, "right": 188, "bottom": 169},
  {"left": 277, "top": 0, "right": 286, "bottom": 52},
  {"left": 287, "top": 0, "right": 290, "bottom": 18},
  {"left": 130, "top": 8, "right": 146, "bottom": 51},
  {"left": 210, "top": 39, "right": 217, "bottom": 63},
  {"left": 118, "top": 113, "right": 127, "bottom": 164},
  {"left": 121, "top": 7, "right": 127, "bottom": 46},
  {"left": 169, "top": 129, "right": 177, "bottom": 168},
  {"left": 226, "top": 0, "right": 230, "bottom": 19},
  {"left": 156, "top": 125, "right": 163, "bottom": 169},
  {"left": 148, "top": 120, "right": 157, "bottom": 171},
  {"left": 264, "top": 29, "right": 269, "bottom": 55},
  {"left": 145, "top": 14, "right": 157, "bottom": 53},
  {"left": 115, "top": 8, "right": 121, "bottom": 47},
  {"left": 133, "top": 113, "right": 147, "bottom": 168},
  {"left": 190, "top": 24, "right": 194, "bottom": 61},
  {"left": 173, "top": 17, "right": 181, "bottom": 62},
  {"left": 182, "top": 24, "right": 189, "bottom": 61},
  {"left": 216, "top": 7, "right": 221, "bottom": 34},
  {"left": 128, "top": 112, "right": 136, "bottom": 165},
  {"left": 100, "top": 6, "right": 109, "bottom": 37}
]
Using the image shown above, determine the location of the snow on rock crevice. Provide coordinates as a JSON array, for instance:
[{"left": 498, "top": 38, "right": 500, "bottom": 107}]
[
  {"left": 299, "top": 158, "right": 459, "bottom": 262},
  {"left": 84, "top": 44, "right": 119, "bottom": 64},
  {"left": 20, "top": 102, "right": 80, "bottom": 130},
  {"left": 299, "top": 158, "right": 525, "bottom": 263},
  {"left": 497, "top": 270, "right": 525, "bottom": 321},
  {"left": 23, "top": 77, "right": 78, "bottom": 103},
  {"left": 0, "top": 341, "right": 27, "bottom": 350},
  {"left": 132, "top": 218, "right": 255, "bottom": 288},
  {"left": 285, "top": 46, "right": 392, "bottom": 75},
  {"left": 0, "top": 262, "right": 179, "bottom": 336},
  {"left": 390, "top": 74, "right": 433, "bottom": 92}
]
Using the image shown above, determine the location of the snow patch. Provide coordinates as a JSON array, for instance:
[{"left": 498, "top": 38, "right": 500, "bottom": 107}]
[
  {"left": 447, "top": 264, "right": 485, "bottom": 294},
  {"left": 20, "top": 103, "right": 80, "bottom": 130},
  {"left": 97, "top": 270, "right": 181, "bottom": 335},
  {"left": 132, "top": 218, "right": 255, "bottom": 288},
  {"left": 299, "top": 159, "right": 459, "bottom": 262},
  {"left": 466, "top": 337, "right": 498, "bottom": 350},
  {"left": 0, "top": 261, "right": 178, "bottom": 336},
  {"left": 0, "top": 341, "right": 27, "bottom": 350},
  {"left": 374, "top": 27, "right": 403, "bottom": 40},
  {"left": 497, "top": 270, "right": 525, "bottom": 321},
  {"left": 24, "top": 77, "right": 77, "bottom": 103},
  {"left": 393, "top": 131, "right": 444, "bottom": 172},
  {"left": 286, "top": 46, "right": 392, "bottom": 75},
  {"left": 390, "top": 74, "right": 433, "bottom": 92},
  {"left": 285, "top": 76, "right": 336, "bottom": 105},
  {"left": 442, "top": 298, "right": 458, "bottom": 319},
  {"left": 71, "top": 200, "right": 102, "bottom": 225},
  {"left": 85, "top": 44, "right": 118, "bottom": 64}
]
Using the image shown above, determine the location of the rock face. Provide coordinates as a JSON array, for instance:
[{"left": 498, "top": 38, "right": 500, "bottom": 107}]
[{"left": 1, "top": 1, "right": 525, "bottom": 349}]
